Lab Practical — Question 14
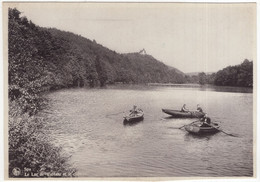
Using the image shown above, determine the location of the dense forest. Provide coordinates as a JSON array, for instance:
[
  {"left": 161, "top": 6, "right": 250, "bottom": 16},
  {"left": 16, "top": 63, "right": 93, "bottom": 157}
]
[
  {"left": 8, "top": 8, "right": 76, "bottom": 177},
  {"left": 46, "top": 28, "right": 187, "bottom": 85},
  {"left": 189, "top": 60, "right": 253, "bottom": 87},
  {"left": 214, "top": 59, "right": 253, "bottom": 87},
  {"left": 9, "top": 7, "right": 188, "bottom": 111},
  {"left": 8, "top": 8, "right": 253, "bottom": 177}
]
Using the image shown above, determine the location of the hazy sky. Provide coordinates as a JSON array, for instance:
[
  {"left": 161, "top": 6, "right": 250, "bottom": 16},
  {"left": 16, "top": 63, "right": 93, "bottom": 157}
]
[{"left": 7, "top": 3, "right": 256, "bottom": 73}]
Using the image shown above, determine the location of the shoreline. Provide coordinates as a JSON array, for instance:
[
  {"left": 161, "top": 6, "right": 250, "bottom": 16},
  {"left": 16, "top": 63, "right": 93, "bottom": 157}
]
[
  {"left": 42, "top": 83, "right": 253, "bottom": 96},
  {"left": 109, "top": 83, "right": 253, "bottom": 93}
]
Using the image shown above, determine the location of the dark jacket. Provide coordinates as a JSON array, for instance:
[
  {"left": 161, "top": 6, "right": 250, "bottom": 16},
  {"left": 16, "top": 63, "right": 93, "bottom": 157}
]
[
  {"left": 197, "top": 107, "right": 203, "bottom": 113},
  {"left": 200, "top": 117, "right": 211, "bottom": 127},
  {"left": 181, "top": 106, "right": 189, "bottom": 112}
]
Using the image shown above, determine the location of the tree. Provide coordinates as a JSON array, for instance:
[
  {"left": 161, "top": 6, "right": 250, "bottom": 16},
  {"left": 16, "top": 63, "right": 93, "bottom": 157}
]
[
  {"left": 214, "top": 59, "right": 253, "bottom": 87},
  {"left": 95, "top": 56, "right": 108, "bottom": 87},
  {"left": 198, "top": 72, "right": 207, "bottom": 85}
]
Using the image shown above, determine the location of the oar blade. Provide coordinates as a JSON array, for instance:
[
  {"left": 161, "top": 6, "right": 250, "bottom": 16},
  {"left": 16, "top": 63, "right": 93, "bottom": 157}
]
[
  {"left": 224, "top": 132, "right": 239, "bottom": 137},
  {"left": 217, "top": 128, "right": 239, "bottom": 137}
]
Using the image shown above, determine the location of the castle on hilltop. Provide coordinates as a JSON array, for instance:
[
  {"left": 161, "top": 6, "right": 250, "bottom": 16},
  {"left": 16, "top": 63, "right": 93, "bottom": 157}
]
[{"left": 139, "top": 49, "right": 146, "bottom": 55}]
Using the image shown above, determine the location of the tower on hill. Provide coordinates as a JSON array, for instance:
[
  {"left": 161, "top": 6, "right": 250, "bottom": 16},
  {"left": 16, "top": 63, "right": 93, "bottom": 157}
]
[{"left": 139, "top": 49, "right": 146, "bottom": 55}]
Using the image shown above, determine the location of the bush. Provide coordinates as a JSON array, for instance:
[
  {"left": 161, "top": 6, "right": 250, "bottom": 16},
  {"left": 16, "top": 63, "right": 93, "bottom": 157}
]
[{"left": 9, "top": 101, "right": 76, "bottom": 177}]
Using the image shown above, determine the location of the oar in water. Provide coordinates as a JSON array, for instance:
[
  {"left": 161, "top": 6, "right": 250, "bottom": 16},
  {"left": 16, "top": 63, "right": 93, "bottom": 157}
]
[
  {"left": 106, "top": 111, "right": 125, "bottom": 117},
  {"left": 204, "top": 123, "right": 238, "bottom": 137}
]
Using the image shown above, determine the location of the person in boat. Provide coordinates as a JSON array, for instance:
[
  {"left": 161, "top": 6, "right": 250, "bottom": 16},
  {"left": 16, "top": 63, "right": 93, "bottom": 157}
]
[
  {"left": 200, "top": 114, "right": 211, "bottom": 127},
  {"left": 196, "top": 104, "right": 203, "bottom": 113},
  {"left": 181, "top": 104, "right": 189, "bottom": 112},
  {"left": 129, "top": 105, "right": 142, "bottom": 116}
]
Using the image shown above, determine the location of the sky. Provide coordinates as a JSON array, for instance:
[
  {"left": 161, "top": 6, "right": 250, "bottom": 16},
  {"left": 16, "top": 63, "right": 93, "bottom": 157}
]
[{"left": 6, "top": 2, "right": 256, "bottom": 73}]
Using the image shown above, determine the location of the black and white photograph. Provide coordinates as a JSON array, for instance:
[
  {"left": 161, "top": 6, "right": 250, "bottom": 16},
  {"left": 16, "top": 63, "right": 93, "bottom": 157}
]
[{"left": 2, "top": 1, "right": 257, "bottom": 180}]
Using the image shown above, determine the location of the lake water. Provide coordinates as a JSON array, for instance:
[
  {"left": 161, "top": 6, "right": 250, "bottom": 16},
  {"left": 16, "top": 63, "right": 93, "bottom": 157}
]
[{"left": 42, "top": 85, "right": 253, "bottom": 177}]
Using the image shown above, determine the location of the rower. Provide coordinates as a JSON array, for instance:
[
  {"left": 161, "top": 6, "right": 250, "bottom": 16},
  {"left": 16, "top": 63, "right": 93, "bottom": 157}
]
[
  {"left": 181, "top": 104, "right": 189, "bottom": 112},
  {"left": 197, "top": 104, "right": 203, "bottom": 113},
  {"left": 130, "top": 105, "right": 138, "bottom": 116},
  {"left": 130, "top": 105, "right": 143, "bottom": 116},
  {"left": 200, "top": 114, "right": 211, "bottom": 127}
]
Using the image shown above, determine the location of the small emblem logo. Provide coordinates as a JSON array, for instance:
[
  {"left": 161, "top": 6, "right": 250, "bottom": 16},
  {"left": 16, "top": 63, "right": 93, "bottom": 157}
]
[{"left": 12, "top": 167, "right": 21, "bottom": 176}]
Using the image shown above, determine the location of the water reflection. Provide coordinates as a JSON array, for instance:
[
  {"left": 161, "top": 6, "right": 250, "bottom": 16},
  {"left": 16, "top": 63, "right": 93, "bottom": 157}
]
[
  {"left": 209, "top": 85, "right": 253, "bottom": 93},
  {"left": 163, "top": 116, "right": 177, "bottom": 120},
  {"left": 123, "top": 118, "right": 144, "bottom": 126},
  {"left": 44, "top": 85, "right": 253, "bottom": 177},
  {"left": 184, "top": 132, "right": 220, "bottom": 141},
  {"left": 166, "top": 84, "right": 253, "bottom": 93}
]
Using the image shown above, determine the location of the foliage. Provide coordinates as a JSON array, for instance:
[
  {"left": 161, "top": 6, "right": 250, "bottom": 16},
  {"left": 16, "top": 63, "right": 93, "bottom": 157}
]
[
  {"left": 9, "top": 7, "right": 187, "bottom": 95},
  {"left": 9, "top": 8, "right": 253, "bottom": 92},
  {"left": 8, "top": 8, "right": 76, "bottom": 177},
  {"left": 206, "top": 73, "right": 216, "bottom": 84},
  {"left": 185, "top": 60, "right": 253, "bottom": 87},
  {"left": 9, "top": 8, "right": 53, "bottom": 114},
  {"left": 95, "top": 56, "right": 108, "bottom": 87},
  {"left": 8, "top": 101, "right": 76, "bottom": 177},
  {"left": 198, "top": 72, "right": 207, "bottom": 85},
  {"left": 46, "top": 28, "right": 187, "bottom": 85},
  {"left": 122, "top": 53, "right": 186, "bottom": 83},
  {"left": 214, "top": 59, "right": 253, "bottom": 87}
]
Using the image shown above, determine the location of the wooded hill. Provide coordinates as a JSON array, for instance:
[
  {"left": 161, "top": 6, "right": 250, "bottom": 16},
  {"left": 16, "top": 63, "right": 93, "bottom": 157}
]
[
  {"left": 189, "top": 59, "right": 253, "bottom": 86},
  {"left": 10, "top": 8, "right": 185, "bottom": 89},
  {"left": 214, "top": 59, "right": 253, "bottom": 87},
  {"left": 9, "top": 8, "right": 187, "bottom": 112},
  {"left": 8, "top": 8, "right": 253, "bottom": 114},
  {"left": 46, "top": 28, "right": 187, "bottom": 85}
]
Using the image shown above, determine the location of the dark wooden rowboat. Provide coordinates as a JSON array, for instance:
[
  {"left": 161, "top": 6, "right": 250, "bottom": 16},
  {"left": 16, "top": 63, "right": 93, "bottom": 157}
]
[
  {"left": 184, "top": 122, "right": 220, "bottom": 135},
  {"left": 124, "top": 111, "right": 144, "bottom": 122},
  {"left": 162, "top": 109, "right": 205, "bottom": 118}
]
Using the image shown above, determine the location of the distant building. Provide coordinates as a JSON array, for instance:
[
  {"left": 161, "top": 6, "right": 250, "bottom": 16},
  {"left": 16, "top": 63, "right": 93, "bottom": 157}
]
[{"left": 139, "top": 48, "right": 146, "bottom": 55}]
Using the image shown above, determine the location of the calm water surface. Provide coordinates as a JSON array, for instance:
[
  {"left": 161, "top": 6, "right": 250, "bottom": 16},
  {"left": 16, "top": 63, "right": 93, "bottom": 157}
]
[{"left": 43, "top": 85, "right": 253, "bottom": 177}]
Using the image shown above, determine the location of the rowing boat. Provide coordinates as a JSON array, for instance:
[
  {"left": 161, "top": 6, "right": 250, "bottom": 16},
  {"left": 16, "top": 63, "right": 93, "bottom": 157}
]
[
  {"left": 162, "top": 109, "right": 205, "bottom": 118},
  {"left": 184, "top": 122, "right": 220, "bottom": 135},
  {"left": 124, "top": 110, "right": 144, "bottom": 122}
]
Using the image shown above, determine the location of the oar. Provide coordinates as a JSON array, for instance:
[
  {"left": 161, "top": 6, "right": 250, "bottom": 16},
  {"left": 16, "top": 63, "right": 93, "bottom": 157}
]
[
  {"left": 178, "top": 119, "right": 200, "bottom": 129},
  {"left": 106, "top": 111, "right": 125, "bottom": 117},
  {"left": 204, "top": 123, "right": 238, "bottom": 137}
]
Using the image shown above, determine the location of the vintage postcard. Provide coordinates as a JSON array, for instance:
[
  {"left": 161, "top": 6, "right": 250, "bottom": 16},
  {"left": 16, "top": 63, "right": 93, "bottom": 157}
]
[{"left": 2, "top": 1, "right": 257, "bottom": 181}]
